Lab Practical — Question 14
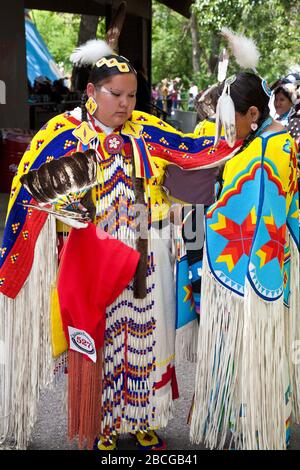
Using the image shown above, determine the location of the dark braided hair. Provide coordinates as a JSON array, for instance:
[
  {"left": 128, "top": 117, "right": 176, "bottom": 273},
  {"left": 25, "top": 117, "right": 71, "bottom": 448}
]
[
  {"left": 218, "top": 72, "right": 271, "bottom": 152},
  {"left": 81, "top": 90, "right": 88, "bottom": 123}
]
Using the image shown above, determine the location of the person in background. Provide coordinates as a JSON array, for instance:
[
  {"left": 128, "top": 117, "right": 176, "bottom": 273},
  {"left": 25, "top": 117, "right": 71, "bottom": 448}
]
[
  {"left": 33, "top": 76, "right": 52, "bottom": 98},
  {"left": 189, "top": 82, "right": 199, "bottom": 100},
  {"left": 51, "top": 78, "right": 70, "bottom": 103},
  {"left": 273, "top": 76, "right": 300, "bottom": 189},
  {"left": 161, "top": 78, "right": 169, "bottom": 114},
  {"left": 187, "top": 93, "right": 195, "bottom": 111},
  {"left": 151, "top": 83, "right": 159, "bottom": 106},
  {"left": 171, "top": 77, "right": 182, "bottom": 110},
  {"left": 155, "top": 83, "right": 164, "bottom": 112},
  {"left": 274, "top": 85, "right": 294, "bottom": 125}
]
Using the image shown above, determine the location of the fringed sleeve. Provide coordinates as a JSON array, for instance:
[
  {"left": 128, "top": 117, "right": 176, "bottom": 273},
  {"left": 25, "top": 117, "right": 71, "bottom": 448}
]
[
  {"left": 0, "top": 112, "right": 77, "bottom": 449},
  {"left": 0, "top": 216, "right": 58, "bottom": 449},
  {"left": 0, "top": 113, "right": 77, "bottom": 298}
]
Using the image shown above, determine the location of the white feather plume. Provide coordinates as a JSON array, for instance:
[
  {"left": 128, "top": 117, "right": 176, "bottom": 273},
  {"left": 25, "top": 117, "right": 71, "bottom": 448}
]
[
  {"left": 70, "top": 39, "right": 113, "bottom": 66},
  {"left": 221, "top": 27, "right": 260, "bottom": 70}
]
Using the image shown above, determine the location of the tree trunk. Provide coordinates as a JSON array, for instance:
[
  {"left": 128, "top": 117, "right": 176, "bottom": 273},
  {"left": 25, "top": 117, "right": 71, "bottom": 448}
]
[
  {"left": 190, "top": 10, "right": 200, "bottom": 75},
  {"left": 72, "top": 15, "right": 99, "bottom": 91},
  {"left": 77, "top": 14, "right": 99, "bottom": 46},
  {"left": 208, "top": 34, "right": 221, "bottom": 77}
]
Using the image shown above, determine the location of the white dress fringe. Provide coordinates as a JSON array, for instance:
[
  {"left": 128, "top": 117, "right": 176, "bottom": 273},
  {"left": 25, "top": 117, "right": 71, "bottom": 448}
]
[
  {"left": 190, "top": 238, "right": 298, "bottom": 450},
  {"left": 175, "top": 320, "right": 198, "bottom": 363},
  {"left": 190, "top": 251, "right": 243, "bottom": 449},
  {"left": 286, "top": 234, "right": 300, "bottom": 422},
  {"left": 234, "top": 278, "right": 286, "bottom": 450},
  {"left": 0, "top": 217, "right": 57, "bottom": 449}
]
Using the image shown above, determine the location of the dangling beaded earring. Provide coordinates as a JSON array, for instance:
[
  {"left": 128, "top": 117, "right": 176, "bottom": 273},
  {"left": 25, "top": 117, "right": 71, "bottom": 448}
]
[
  {"left": 85, "top": 96, "right": 98, "bottom": 115},
  {"left": 251, "top": 122, "right": 258, "bottom": 131}
]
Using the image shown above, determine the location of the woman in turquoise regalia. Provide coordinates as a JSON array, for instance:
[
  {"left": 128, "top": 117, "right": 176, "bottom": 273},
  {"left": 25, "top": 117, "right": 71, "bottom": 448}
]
[{"left": 190, "top": 70, "right": 299, "bottom": 450}]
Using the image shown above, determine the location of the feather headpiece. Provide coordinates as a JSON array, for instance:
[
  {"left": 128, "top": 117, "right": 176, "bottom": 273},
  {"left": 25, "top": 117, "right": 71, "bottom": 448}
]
[
  {"left": 214, "top": 77, "right": 236, "bottom": 148},
  {"left": 217, "top": 48, "right": 229, "bottom": 83},
  {"left": 70, "top": 2, "right": 127, "bottom": 66},
  {"left": 221, "top": 27, "right": 260, "bottom": 72},
  {"left": 70, "top": 40, "right": 113, "bottom": 66},
  {"left": 214, "top": 29, "right": 262, "bottom": 148}
]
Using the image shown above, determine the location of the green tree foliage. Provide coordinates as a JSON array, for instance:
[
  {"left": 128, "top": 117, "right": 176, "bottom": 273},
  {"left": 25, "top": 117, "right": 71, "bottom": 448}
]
[
  {"left": 151, "top": 3, "right": 192, "bottom": 87},
  {"left": 152, "top": 0, "right": 300, "bottom": 88},
  {"left": 31, "top": 11, "right": 105, "bottom": 73},
  {"left": 31, "top": 11, "right": 81, "bottom": 72},
  {"left": 31, "top": 3, "right": 299, "bottom": 87}
]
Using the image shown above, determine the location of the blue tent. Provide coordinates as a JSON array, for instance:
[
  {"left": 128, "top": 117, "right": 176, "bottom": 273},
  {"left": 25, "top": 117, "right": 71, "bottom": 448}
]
[{"left": 25, "top": 12, "right": 63, "bottom": 85}]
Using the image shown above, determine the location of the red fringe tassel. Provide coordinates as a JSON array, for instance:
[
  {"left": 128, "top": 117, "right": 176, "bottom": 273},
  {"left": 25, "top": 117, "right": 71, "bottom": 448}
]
[{"left": 68, "top": 348, "right": 103, "bottom": 449}]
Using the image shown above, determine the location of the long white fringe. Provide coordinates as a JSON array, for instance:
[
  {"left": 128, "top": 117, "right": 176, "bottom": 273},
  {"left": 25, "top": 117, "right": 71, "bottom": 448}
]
[
  {"left": 152, "top": 387, "right": 174, "bottom": 429},
  {"left": 235, "top": 279, "right": 286, "bottom": 450},
  {"left": 175, "top": 320, "right": 198, "bottom": 363},
  {"left": 0, "top": 217, "right": 57, "bottom": 449},
  {"left": 190, "top": 252, "right": 243, "bottom": 449},
  {"left": 286, "top": 234, "right": 300, "bottom": 422},
  {"left": 190, "top": 247, "right": 293, "bottom": 450}
]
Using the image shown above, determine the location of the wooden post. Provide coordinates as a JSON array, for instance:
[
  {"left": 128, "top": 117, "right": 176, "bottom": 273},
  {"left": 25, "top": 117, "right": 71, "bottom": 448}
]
[{"left": 0, "top": 0, "right": 29, "bottom": 128}]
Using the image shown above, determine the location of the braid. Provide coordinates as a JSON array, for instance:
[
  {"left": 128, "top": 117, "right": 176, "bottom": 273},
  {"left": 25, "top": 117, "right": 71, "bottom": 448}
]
[
  {"left": 131, "top": 157, "right": 148, "bottom": 300},
  {"left": 237, "top": 106, "right": 270, "bottom": 154},
  {"left": 81, "top": 91, "right": 88, "bottom": 122},
  {"left": 222, "top": 72, "right": 272, "bottom": 155}
]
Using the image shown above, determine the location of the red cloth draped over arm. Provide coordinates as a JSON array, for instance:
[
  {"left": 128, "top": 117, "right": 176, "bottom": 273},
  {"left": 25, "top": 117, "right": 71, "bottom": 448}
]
[{"left": 57, "top": 223, "right": 140, "bottom": 356}]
